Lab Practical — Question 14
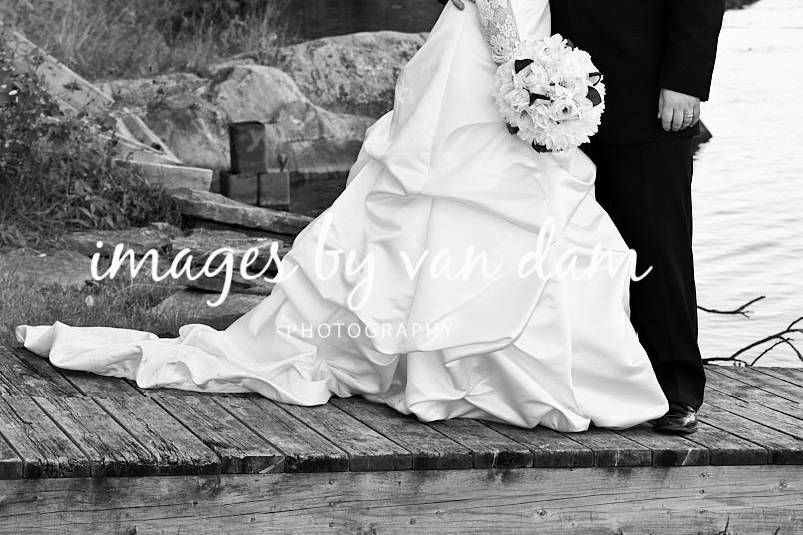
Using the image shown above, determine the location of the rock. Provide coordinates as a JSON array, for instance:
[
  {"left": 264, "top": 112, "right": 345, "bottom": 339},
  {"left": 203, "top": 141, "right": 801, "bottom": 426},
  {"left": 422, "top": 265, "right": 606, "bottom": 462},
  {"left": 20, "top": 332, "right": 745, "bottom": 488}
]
[
  {"left": 276, "top": 31, "right": 428, "bottom": 118},
  {"left": 170, "top": 228, "right": 285, "bottom": 295},
  {"left": 149, "top": 290, "right": 264, "bottom": 330},
  {"left": 64, "top": 223, "right": 182, "bottom": 258},
  {"left": 0, "top": 249, "right": 93, "bottom": 290},
  {"left": 200, "top": 57, "right": 257, "bottom": 79},
  {"left": 145, "top": 92, "right": 231, "bottom": 170},
  {"left": 170, "top": 187, "right": 313, "bottom": 238},
  {"left": 171, "top": 228, "right": 286, "bottom": 268},
  {"left": 107, "top": 65, "right": 373, "bottom": 176},
  {"left": 176, "top": 268, "right": 276, "bottom": 296},
  {"left": 98, "top": 73, "right": 209, "bottom": 113},
  {"left": 208, "top": 65, "right": 373, "bottom": 177}
]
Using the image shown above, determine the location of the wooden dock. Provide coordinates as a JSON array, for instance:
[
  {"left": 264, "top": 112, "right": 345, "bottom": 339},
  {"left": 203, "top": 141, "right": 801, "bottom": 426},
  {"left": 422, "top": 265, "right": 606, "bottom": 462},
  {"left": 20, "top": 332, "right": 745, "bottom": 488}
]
[{"left": 0, "top": 345, "right": 800, "bottom": 534}]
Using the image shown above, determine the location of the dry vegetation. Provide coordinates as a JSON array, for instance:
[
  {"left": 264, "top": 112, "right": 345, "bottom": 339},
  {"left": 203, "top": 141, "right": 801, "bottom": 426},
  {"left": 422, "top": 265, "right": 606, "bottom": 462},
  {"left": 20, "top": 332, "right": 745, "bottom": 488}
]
[{"left": 0, "top": 0, "right": 291, "bottom": 79}]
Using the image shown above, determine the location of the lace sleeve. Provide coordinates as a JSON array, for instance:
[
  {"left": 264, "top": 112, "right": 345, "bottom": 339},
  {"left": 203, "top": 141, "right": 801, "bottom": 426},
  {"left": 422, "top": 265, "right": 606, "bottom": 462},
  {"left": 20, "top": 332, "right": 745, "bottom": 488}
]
[{"left": 476, "top": 0, "right": 520, "bottom": 64}]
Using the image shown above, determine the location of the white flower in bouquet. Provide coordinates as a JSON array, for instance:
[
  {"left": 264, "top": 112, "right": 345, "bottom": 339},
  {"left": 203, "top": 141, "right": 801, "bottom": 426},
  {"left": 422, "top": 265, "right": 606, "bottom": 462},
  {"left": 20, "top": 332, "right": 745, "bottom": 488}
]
[{"left": 494, "top": 34, "right": 606, "bottom": 153}]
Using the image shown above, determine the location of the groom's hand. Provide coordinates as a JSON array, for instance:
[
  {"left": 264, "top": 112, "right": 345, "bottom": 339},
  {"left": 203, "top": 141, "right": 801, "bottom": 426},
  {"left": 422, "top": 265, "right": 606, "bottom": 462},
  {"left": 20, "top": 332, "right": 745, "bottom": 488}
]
[{"left": 658, "top": 89, "right": 701, "bottom": 132}]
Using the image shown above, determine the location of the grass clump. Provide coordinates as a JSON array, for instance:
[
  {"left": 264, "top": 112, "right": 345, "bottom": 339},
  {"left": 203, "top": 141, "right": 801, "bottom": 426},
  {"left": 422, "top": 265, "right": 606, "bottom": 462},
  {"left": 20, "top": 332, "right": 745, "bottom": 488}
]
[{"left": 0, "top": 268, "right": 184, "bottom": 346}]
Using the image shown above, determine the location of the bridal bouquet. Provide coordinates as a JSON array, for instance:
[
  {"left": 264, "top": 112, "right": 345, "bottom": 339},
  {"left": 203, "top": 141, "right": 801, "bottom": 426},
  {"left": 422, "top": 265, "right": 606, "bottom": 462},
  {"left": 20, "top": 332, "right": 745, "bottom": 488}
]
[{"left": 495, "top": 34, "right": 606, "bottom": 153}]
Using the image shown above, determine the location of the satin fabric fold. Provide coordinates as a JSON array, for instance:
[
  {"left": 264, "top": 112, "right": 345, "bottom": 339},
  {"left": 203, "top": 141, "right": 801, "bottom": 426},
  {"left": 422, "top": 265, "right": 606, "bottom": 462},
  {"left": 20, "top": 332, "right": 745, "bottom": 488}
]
[{"left": 16, "top": 0, "right": 669, "bottom": 431}]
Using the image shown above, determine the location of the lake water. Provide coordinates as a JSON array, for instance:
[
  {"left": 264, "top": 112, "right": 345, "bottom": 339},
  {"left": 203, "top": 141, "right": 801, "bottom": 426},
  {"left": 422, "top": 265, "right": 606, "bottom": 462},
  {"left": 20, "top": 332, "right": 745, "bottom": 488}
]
[
  {"left": 291, "top": 0, "right": 803, "bottom": 368},
  {"left": 692, "top": 0, "right": 803, "bottom": 368}
]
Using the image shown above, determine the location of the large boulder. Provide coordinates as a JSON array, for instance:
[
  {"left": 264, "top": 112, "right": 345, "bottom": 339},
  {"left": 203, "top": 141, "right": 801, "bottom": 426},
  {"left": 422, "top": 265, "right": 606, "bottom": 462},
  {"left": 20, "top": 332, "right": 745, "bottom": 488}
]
[
  {"left": 208, "top": 65, "right": 372, "bottom": 177},
  {"left": 275, "top": 31, "right": 428, "bottom": 118},
  {"left": 105, "top": 65, "right": 373, "bottom": 176},
  {"left": 98, "top": 73, "right": 208, "bottom": 112},
  {"left": 146, "top": 91, "right": 230, "bottom": 170}
]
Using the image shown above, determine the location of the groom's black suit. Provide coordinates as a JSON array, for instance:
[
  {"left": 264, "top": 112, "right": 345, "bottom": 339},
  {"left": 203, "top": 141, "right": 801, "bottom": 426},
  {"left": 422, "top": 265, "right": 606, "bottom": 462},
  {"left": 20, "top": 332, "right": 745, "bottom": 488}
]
[
  {"left": 438, "top": 0, "right": 725, "bottom": 410},
  {"left": 549, "top": 0, "right": 725, "bottom": 411},
  {"left": 549, "top": 0, "right": 725, "bottom": 143}
]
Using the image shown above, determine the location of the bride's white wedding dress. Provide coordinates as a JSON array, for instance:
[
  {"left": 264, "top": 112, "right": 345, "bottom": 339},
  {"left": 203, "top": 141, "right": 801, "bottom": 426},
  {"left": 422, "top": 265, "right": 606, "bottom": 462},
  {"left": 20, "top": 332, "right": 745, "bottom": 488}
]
[{"left": 16, "top": 0, "right": 669, "bottom": 431}]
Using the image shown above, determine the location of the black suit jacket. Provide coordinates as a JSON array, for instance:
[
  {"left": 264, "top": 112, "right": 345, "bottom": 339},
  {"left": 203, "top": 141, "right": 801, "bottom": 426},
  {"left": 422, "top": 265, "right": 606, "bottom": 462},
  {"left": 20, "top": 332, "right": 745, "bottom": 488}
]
[
  {"left": 437, "top": 0, "right": 725, "bottom": 143},
  {"left": 550, "top": 0, "right": 725, "bottom": 143}
]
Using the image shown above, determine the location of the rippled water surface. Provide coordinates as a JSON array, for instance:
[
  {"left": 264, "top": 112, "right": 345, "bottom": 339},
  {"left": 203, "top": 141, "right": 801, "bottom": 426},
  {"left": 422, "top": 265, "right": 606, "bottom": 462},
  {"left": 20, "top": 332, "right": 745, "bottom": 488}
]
[
  {"left": 692, "top": 0, "right": 803, "bottom": 367},
  {"left": 291, "top": 0, "right": 803, "bottom": 367}
]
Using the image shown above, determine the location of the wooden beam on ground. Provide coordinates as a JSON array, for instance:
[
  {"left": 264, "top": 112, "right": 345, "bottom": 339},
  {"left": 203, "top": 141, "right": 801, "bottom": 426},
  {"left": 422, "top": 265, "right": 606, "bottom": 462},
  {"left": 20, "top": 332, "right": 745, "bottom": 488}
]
[
  {"left": 0, "top": 466, "right": 800, "bottom": 534},
  {"left": 5, "top": 28, "right": 180, "bottom": 165},
  {"left": 5, "top": 28, "right": 112, "bottom": 114},
  {"left": 117, "top": 160, "right": 213, "bottom": 191},
  {"left": 171, "top": 188, "right": 313, "bottom": 238}
]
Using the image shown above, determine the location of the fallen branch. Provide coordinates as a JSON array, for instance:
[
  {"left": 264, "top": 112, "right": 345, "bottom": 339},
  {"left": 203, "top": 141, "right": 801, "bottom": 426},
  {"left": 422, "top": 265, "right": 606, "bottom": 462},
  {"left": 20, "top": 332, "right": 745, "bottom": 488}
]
[
  {"left": 702, "top": 316, "right": 803, "bottom": 366},
  {"left": 698, "top": 296, "right": 765, "bottom": 318}
]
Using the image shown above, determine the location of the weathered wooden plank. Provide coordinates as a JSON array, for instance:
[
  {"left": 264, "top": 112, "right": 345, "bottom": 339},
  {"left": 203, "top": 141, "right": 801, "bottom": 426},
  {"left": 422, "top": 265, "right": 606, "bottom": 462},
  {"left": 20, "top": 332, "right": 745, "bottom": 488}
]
[
  {"left": 34, "top": 396, "right": 157, "bottom": 477},
  {"left": 706, "top": 368, "right": 803, "bottom": 420},
  {"left": 6, "top": 29, "right": 113, "bottom": 114},
  {"left": 0, "top": 466, "right": 801, "bottom": 534},
  {"left": 0, "top": 396, "right": 90, "bottom": 478},
  {"left": 152, "top": 393, "right": 284, "bottom": 474},
  {"left": 684, "top": 422, "right": 768, "bottom": 465},
  {"left": 698, "top": 399, "right": 803, "bottom": 464},
  {"left": 559, "top": 426, "right": 653, "bottom": 467},
  {"left": 614, "top": 423, "right": 710, "bottom": 466},
  {"left": 713, "top": 365, "right": 802, "bottom": 404},
  {"left": 6, "top": 29, "right": 180, "bottom": 165},
  {"left": 51, "top": 367, "right": 142, "bottom": 399},
  {"left": 481, "top": 421, "right": 595, "bottom": 468},
  {"left": 704, "top": 388, "right": 803, "bottom": 440},
  {"left": 0, "top": 435, "right": 23, "bottom": 479},
  {"left": 171, "top": 188, "right": 313, "bottom": 237},
  {"left": 755, "top": 366, "right": 803, "bottom": 389},
  {"left": 0, "top": 347, "right": 81, "bottom": 397},
  {"left": 215, "top": 397, "right": 349, "bottom": 473},
  {"left": 423, "top": 418, "right": 533, "bottom": 469},
  {"left": 93, "top": 396, "right": 220, "bottom": 476},
  {"left": 279, "top": 401, "right": 411, "bottom": 472},
  {"left": 330, "top": 397, "right": 474, "bottom": 470}
]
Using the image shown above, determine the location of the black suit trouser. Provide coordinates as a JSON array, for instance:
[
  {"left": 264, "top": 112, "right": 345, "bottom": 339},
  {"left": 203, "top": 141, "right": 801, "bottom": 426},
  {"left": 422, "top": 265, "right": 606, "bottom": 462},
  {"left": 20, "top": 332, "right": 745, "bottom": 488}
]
[{"left": 582, "top": 137, "right": 706, "bottom": 410}]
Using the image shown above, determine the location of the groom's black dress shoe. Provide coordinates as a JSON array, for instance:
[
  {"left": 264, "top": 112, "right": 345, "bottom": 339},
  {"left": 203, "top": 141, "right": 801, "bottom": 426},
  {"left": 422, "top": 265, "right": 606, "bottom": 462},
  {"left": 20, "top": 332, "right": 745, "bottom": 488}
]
[{"left": 651, "top": 402, "right": 698, "bottom": 435}]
